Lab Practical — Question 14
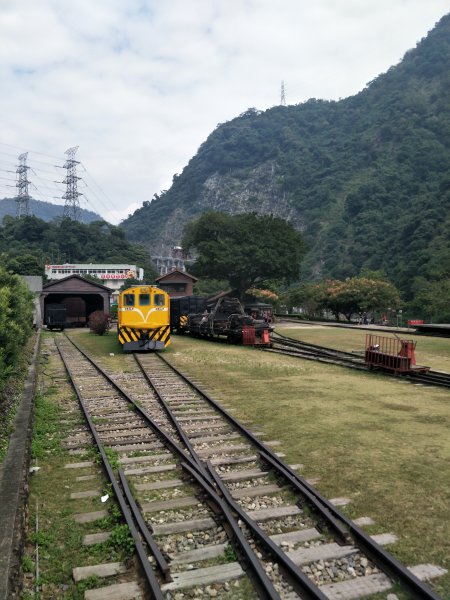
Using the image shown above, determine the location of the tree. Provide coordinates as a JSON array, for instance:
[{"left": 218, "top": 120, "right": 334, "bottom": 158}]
[
  {"left": 0, "top": 215, "right": 157, "bottom": 282},
  {"left": 316, "top": 277, "right": 402, "bottom": 321},
  {"left": 0, "top": 252, "right": 42, "bottom": 276},
  {"left": 283, "top": 282, "right": 323, "bottom": 316},
  {"left": 409, "top": 278, "right": 450, "bottom": 322},
  {"left": 182, "top": 212, "right": 307, "bottom": 298}
]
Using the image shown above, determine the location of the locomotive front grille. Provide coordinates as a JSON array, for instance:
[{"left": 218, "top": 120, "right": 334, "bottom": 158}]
[{"left": 119, "top": 325, "right": 170, "bottom": 350}]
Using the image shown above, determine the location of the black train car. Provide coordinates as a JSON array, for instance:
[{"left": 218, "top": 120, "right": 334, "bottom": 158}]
[
  {"left": 170, "top": 295, "right": 207, "bottom": 332},
  {"left": 45, "top": 303, "right": 67, "bottom": 331}
]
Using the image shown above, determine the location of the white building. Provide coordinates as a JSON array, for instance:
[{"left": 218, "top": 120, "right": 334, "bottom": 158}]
[{"left": 44, "top": 263, "right": 144, "bottom": 295}]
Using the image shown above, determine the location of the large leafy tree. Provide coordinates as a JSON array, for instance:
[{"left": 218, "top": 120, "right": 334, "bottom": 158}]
[
  {"left": 315, "top": 277, "right": 402, "bottom": 321},
  {"left": 286, "top": 276, "right": 402, "bottom": 321},
  {"left": 182, "top": 212, "right": 307, "bottom": 298}
]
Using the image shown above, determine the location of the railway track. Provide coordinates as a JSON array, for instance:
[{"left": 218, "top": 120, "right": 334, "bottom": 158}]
[
  {"left": 268, "top": 332, "right": 369, "bottom": 371},
  {"left": 269, "top": 332, "right": 450, "bottom": 390},
  {"left": 47, "top": 333, "right": 444, "bottom": 599}
]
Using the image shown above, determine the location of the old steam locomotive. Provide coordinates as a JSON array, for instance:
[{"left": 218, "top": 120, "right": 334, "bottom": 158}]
[{"left": 170, "top": 295, "right": 272, "bottom": 346}]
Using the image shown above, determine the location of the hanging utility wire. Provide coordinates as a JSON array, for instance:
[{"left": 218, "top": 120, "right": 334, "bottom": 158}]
[{"left": 0, "top": 141, "right": 124, "bottom": 222}]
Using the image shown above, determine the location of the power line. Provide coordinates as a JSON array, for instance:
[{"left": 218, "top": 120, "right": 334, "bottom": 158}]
[
  {"left": 0, "top": 141, "right": 61, "bottom": 161},
  {"left": 0, "top": 142, "right": 123, "bottom": 222},
  {"left": 79, "top": 162, "right": 124, "bottom": 217}
]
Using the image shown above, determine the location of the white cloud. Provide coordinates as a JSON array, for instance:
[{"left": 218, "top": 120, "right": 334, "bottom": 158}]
[{"left": 0, "top": 0, "right": 448, "bottom": 225}]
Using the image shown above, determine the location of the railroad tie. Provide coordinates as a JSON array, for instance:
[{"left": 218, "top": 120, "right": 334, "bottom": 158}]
[
  {"left": 84, "top": 581, "right": 143, "bottom": 600},
  {"left": 72, "top": 562, "right": 127, "bottom": 582},
  {"left": 161, "top": 562, "right": 244, "bottom": 592}
]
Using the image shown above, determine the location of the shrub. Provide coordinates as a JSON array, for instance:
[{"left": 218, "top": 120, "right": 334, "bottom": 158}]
[
  {"left": 0, "top": 268, "right": 33, "bottom": 394},
  {"left": 88, "top": 311, "right": 110, "bottom": 335}
]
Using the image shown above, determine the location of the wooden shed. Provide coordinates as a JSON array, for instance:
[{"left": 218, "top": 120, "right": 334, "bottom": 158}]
[
  {"left": 155, "top": 268, "right": 198, "bottom": 298},
  {"left": 40, "top": 275, "right": 111, "bottom": 328}
]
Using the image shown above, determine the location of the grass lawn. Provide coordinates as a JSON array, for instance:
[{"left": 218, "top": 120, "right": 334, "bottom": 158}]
[
  {"left": 274, "top": 322, "right": 450, "bottom": 372},
  {"left": 68, "top": 328, "right": 450, "bottom": 598}
]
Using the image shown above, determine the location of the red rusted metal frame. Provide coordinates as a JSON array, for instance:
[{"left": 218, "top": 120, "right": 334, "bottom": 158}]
[{"left": 365, "top": 334, "right": 419, "bottom": 373}]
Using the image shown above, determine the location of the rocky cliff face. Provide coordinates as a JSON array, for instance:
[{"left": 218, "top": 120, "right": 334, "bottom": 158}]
[{"left": 198, "top": 161, "right": 305, "bottom": 228}]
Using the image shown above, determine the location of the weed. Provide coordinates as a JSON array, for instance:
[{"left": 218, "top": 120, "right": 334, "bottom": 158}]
[
  {"left": 109, "top": 503, "right": 122, "bottom": 523},
  {"left": 30, "top": 530, "right": 54, "bottom": 549},
  {"left": 99, "top": 447, "right": 119, "bottom": 470},
  {"left": 76, "top": 575, "right": 101, "bottom": 594},
  {"left": 109, "top": 524, "right": 135, "bottom": 558},
  {"left": 21, "top": 554, "right": 34, "bottom": 573},
  {"left": 31, "top": 394, "right": 65, "bottom": 458},
  {"left": 224, "top": 543, "right": 237, "bottom": 562}
]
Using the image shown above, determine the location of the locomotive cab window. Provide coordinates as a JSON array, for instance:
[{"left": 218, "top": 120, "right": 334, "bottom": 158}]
[
  {"left": 139, "top": 294, "right": 150, "bottom": 306},
  {"left": 154, "top": 294, "right": 165, "bottom": 306},
  {"left": 124, "top": 294, "right": 135, "bottom": 307}
]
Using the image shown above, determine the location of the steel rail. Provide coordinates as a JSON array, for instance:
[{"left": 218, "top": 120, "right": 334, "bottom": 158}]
[
  {"left": 267, "top": 345, "right": 369, "bottom": 371},
  {"left": 406, "top": 370, "right": 450, "bottom": 389},
  {"left": 269, "top": 333, "right": 368, "bottom": 368},
  {"left": 272, "top": 331, "right": 362, "bottom": 360},
  {"left": 180, "top": 462, "right": 281, "bottom": 600},
  {"left": 133, "top": 354, "right": 207, "bottom": 477},
  {"left": 157, "top": 353, "right": 443, "bottom": 600},
  {"left": 205, "top": 462, "right": 329, "bottom": 600},
  {"left": 260, "top": 451, "right": 442, "bottom": 600},
  {"left": 62, "top": 335, "right": 301, "bottom": 599},
  {"left": 157, "top": 354, "right": 351, "bottom": 543},
  {"left": 134, "top": 356, "right": 330, "bottom": 599},
  {"left": 118, "top": 469, "right": 171, "bottom": 582},
  {"left": 56, "top": 340, "right": 165, "bottom": 599},
  {"left": 271, "top": 335, "right": 450, "bottom": 390}
]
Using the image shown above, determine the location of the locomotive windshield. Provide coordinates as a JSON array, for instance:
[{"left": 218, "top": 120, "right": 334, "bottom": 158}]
[
  {"left": 154, "top": 294, "right": 165, "bottom": 306},
  {"left": 124, "top": 294, "right": 135, "bottom": 306},
  {"left": 139, "top": 294, "right": 150, "bottom": 306}
]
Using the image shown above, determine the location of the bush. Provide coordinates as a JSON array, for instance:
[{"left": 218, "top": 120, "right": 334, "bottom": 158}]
[
  {"left": 0, "top": 268, "right": 33, "bottom": 394},
  {"left": 88, "top": 311, "right": 110, "bottom": 335}
]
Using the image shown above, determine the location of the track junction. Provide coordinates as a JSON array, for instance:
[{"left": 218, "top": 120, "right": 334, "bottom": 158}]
[{"left": 269, "top": 331, "right": 450, "bottom": 390}]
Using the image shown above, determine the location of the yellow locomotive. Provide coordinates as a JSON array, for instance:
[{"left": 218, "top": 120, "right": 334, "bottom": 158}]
[{"left": 117, "top": 285, "right": 170, "bottom": 351}]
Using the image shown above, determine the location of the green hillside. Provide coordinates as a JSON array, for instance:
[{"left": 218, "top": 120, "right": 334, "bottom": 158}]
[
  {"left": 121, "top": 13, "right": 450, "bottom": 299},
  {"left": 0, "top": 197, "right": 100, "bottom": 224},
  {"left": 0, "top": 215, "right": 156, "bottom": 280}
]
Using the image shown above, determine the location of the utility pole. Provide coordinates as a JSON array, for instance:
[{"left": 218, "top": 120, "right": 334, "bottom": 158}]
[
  {"left": 280, "top": 81, "right": 286, "bottom": 106},
  {"left": 62, "top": 146, "right": 82, "bottom": 220},
  {"left": 15, "top": 152, "right": 31, "bottom": 217}
]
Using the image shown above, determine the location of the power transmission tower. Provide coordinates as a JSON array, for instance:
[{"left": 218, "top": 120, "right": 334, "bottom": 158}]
[
  {"left": 15, "top": 152, "right": 31, "bottom": 217},
  {"left": 62, "top": 146, "right": 82, "bottom": 220},
  {"left": 280, "top": 81, "right": 286, "bottom": 106}
]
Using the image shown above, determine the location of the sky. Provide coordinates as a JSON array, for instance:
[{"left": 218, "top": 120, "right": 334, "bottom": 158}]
[{"left": 0, "top": 0, "right": 449, "bottom": 225}]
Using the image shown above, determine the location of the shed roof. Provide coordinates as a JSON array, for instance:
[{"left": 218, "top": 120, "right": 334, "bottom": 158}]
[
  {"left": 156, "top": 268, "right": 198, "bottom": 283},
  {"left": 42, "top": 274, "right": 112, "bottom": 293}
]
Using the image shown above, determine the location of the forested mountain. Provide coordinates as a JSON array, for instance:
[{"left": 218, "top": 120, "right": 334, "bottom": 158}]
[
  {"left": 0, "top": 197, "right": 100, "bottom": 224},
  {"left": 0, "top": 215, "right": 156, "bottom": 280},
  {"left": 121, "top": 13, "right": 450, "bottom": 299}
]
